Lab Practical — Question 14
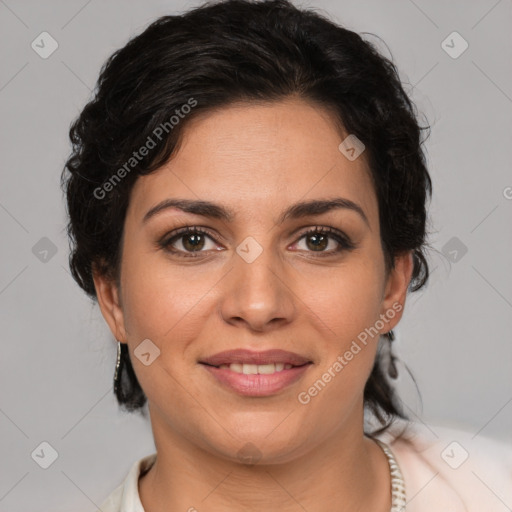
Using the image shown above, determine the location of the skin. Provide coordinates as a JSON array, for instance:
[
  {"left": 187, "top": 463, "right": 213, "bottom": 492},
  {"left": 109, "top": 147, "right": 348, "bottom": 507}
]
[{"left": 93, "top": 96, "right": 413, "bottom": 512}]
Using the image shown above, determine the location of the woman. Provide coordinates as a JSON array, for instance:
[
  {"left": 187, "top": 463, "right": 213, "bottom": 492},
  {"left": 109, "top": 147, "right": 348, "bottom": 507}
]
[{"left": 61, "top": 1, "right": 512, "bottom": 510}]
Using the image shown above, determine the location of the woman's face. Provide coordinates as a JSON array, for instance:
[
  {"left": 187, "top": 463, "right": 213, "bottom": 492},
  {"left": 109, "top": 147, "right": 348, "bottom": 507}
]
[{"left": 94, "top": 97, "right": 412, "bottom": 463}]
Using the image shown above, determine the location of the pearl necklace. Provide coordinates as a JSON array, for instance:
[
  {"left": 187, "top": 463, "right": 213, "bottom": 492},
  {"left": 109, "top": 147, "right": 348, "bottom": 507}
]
[{"left": 374, "top": 439, "right": 407, "bottom": 511}]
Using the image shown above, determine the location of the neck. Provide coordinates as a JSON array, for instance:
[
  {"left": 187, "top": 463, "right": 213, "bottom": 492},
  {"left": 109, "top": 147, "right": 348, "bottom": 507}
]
[{"left": 139, "top": 404, "right": 391, "bottom": 512}]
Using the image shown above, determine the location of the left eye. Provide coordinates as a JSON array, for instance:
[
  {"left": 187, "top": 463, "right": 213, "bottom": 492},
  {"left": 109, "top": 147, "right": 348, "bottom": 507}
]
[
  {"left": 160, "top": 226, "right": 354, "bottom": 258},
  {"left": 292, "top": 227, "right": 355, "bottom": 255}
]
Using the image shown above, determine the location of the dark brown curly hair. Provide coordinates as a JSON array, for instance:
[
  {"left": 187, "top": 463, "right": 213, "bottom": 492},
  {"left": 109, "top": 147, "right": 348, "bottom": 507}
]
[{"left": 61, "top": 0, "right": 432, "bottom": 435}]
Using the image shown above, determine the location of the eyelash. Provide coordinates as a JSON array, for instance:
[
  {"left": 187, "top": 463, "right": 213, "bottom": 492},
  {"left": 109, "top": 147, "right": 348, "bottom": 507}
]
[{"left": 158, "top": 225, "right": 355, "bottom": 259}]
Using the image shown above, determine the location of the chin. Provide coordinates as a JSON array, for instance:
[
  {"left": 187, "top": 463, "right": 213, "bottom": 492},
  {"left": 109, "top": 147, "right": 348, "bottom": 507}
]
[{"left": 200, "top": 420, "right": 310, "bottom": 464}]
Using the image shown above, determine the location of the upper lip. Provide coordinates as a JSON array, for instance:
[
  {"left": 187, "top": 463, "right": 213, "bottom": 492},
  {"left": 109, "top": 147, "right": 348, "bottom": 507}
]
[{"left": 199, "top": 349, "right": 312, "bottom": 367}]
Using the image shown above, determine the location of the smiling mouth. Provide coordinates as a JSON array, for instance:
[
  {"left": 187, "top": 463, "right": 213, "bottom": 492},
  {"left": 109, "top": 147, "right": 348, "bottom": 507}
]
[
  {"left": 200, "top": 362, "right": 311, "bottom": 374},
  {"left": 199, "top": 360, "right": 313, "bottom": 396}
]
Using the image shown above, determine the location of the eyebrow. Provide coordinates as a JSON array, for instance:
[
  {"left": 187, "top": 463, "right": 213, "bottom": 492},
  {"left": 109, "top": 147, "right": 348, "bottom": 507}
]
[{"left": 142, "top": 197, "right": 369, "bottom": 227}]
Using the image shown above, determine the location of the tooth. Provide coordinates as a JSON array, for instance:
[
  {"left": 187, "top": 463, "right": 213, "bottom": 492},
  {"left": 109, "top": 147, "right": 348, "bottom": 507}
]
[
  {"left": 257, "top": 363, "right": 275, "bottom": 374},
  {"left": 224, "top": 362, "right": 294, "bottom": 374},
  {"left": 242, "top": 364, "right": 258, "bottom": 375}
]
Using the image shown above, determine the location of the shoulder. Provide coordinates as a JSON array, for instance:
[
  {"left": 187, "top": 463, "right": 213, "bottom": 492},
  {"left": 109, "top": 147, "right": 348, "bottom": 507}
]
[
  {"left": 98, "top": 484, "right": 123, "bottom": 512},
  {"left": 100, "top": 484, "right": 123, "bottom": 512},
  {"left": 375, "top": 419, "right": 512, "bottom": 512},
  {"left": 97, "top": 453, "right": 157, "bottom": 512}
]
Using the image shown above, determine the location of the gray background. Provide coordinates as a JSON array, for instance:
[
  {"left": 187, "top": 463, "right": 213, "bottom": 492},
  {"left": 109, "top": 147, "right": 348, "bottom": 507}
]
[{"left": 1, "top": 0, "right": 511, "bottom": 510}]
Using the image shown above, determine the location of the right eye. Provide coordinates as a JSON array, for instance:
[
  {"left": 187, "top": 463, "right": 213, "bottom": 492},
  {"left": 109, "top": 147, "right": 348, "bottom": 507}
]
[{"left": 159, "top": 226, "right": 222, "bottom": 258}]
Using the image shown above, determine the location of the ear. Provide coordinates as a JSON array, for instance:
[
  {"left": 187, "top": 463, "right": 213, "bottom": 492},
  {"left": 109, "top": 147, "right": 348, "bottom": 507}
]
[
  {"left": 92, "top": 266, "right": 127, "bottom": 343},
  {"left": 379, "top": 251, "right": 414, "bottom": 331}
]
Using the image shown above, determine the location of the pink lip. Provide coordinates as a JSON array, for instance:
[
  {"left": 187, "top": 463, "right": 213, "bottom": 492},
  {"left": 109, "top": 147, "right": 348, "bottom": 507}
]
[
  {"left": 201, "top": 363, "right": 312, "bottom": 397},
  {"left": 199, "top": 348, "right": 312, "bottom": 367}
]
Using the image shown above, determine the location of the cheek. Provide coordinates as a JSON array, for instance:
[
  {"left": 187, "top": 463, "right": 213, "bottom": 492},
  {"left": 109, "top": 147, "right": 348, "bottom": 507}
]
[
  {"left": 299, "top": 255, "right": 385, "bottom": 342},
  {"left": 118, "top": 253, "right": 214, "bottom": 406},
  {"left": 120, "top": 245, "right": 216, "bottom": 341},
  {"left": 297, "top": 289, "right": 382, "bottom": 427},
  {"left": 295, "top": 251, "right": 385, "bottom": 402}
]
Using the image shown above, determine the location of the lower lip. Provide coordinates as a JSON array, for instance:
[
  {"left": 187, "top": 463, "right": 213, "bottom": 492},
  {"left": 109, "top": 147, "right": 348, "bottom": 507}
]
[{"left": 200, "top": 363, "right": 312, "bottom": 397}]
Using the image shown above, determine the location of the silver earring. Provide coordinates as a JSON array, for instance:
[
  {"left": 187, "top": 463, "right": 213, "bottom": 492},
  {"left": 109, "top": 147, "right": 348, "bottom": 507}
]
[
  {"left": 385, "top": 330, "right": 398, "bottom": 379},
  {"left": 114, "top": 340, "right": 123, "bottom": 394}
]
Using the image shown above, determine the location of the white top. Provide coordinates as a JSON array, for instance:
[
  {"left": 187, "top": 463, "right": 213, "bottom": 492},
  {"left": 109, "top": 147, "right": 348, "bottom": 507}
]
[{"left": 97, "top": 419, "right": 512, "bottom": 511}]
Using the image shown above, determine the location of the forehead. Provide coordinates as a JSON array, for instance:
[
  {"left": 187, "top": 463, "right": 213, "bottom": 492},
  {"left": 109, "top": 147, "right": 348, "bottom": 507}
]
[{"left": 127, "top": 98, "right": 378, "bottom": 228}]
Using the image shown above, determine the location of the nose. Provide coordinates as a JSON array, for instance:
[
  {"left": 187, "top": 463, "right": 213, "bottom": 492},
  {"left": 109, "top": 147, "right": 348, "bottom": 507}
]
[{"left": 219, "top": 241, "right": 296, "bottom": 332}]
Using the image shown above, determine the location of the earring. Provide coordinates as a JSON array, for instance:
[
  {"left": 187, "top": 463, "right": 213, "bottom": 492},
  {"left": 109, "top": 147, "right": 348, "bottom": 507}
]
[
  {"left": 385, "top": 329, "right": 398, "bottom": 379},
  {"left": 114, "top": 340, "right": 124, "bottom": 395},
  {"left": 112, "top": 340, "right": 148, "bottom": 410}
]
